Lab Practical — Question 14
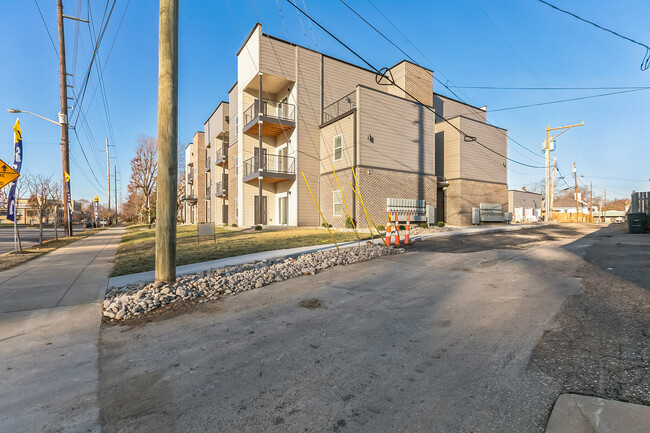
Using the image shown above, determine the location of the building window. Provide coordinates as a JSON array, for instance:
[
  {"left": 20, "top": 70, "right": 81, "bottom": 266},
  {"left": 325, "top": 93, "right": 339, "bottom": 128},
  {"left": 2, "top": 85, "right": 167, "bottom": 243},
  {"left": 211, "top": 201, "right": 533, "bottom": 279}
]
[
  {"left": 235, "top": 156, "right": 239, "bottom": 175},
  {"left": 235, "top": 115, "right": 239, "bottom": 140},
  {"left": 333, "top": 190, "right": 342, "bottom": 216},
  {"left": 235, "top": 198, "right": 239, "bottom": 218},
  {"left": 333, "top": 135, "right": 342, "bottom": 161}
]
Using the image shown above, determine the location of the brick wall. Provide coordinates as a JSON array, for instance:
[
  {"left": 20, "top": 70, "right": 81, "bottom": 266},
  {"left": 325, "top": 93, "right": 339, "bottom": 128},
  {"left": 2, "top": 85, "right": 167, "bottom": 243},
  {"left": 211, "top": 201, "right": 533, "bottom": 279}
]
[
  {"left": 444, "top": 179, "right": 507, "bottom": 226},
  {"left": 319, "top": 167, "right": 437, "bottom": 229}
]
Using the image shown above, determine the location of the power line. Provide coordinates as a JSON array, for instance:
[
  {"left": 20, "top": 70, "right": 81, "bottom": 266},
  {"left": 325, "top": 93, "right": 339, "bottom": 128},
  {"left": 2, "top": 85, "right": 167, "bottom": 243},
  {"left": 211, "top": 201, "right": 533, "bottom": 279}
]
[
  {"left": 284, "top": 0, "right": 544, "bottom": 169},
  {"left": 490, "top": 88, "right": 650, "bottom": 112},
  {"left": 450, "top": 85, "right": 650, "bottom": 91},
  {"left": 536, "top": 0, "right": 650, "bottom": 71},
  {"left": 34, "top": 0, "right": 58, "bottom": 57}
]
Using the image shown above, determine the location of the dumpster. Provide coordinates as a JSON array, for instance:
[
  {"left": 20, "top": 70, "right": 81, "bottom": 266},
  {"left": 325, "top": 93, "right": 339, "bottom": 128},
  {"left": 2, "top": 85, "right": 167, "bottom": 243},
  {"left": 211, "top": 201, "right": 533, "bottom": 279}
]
[{"left": 627, "top": 212, "right": 646, "bottom": 234}]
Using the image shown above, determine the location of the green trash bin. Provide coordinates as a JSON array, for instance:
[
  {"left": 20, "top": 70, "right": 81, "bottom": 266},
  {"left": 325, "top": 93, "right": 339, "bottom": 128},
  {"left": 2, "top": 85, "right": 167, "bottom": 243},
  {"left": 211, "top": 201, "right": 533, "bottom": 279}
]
[{"left": 627, "top": 212, "right": 646, "bottom": 234}]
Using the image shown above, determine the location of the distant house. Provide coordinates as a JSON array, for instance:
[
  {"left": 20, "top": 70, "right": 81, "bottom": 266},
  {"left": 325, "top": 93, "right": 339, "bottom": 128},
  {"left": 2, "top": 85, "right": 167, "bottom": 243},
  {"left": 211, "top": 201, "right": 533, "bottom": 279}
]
[
  {"left": 551, "top": 193, "right": 597, "bottom": 222},
  {"left": 508, "top": 188, "right": 542, "bottom": 222}
]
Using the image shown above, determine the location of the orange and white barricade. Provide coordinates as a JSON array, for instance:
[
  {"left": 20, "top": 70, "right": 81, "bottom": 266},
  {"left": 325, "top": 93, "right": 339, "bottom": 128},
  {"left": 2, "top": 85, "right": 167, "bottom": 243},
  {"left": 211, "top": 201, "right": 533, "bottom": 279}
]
[
  {"left": 386, "top": 212, "right": 392, "bottom": 246},
  {"left": 404, "top": 211, "right": 410, "bottom": 245},
  {"left": 393, "top": 211, "right": 400, "bottom": 246}
]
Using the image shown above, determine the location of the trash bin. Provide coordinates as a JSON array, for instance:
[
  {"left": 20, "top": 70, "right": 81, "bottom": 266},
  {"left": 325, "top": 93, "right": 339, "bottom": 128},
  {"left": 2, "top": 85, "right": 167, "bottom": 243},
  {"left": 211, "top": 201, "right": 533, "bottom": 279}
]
[{"left": 627, "top": 212, "right": 646, "bottom": 234}]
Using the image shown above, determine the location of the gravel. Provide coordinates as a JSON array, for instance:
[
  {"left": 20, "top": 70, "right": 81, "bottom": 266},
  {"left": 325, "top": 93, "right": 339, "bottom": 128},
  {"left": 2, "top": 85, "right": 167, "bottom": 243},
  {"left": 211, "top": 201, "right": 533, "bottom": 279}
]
[{"left": 103, "top": 244, "right": 404, "bottom": 321}]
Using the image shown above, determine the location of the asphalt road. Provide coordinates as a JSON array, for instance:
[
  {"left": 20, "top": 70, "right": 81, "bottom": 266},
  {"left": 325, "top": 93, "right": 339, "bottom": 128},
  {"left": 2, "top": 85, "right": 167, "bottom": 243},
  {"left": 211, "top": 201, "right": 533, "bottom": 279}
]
[
  {"left": 99, "top": 224, "right": 622, "bottom": 432},
  {"left": 0, "top": 224, "right": 83, "bottom": 254}
]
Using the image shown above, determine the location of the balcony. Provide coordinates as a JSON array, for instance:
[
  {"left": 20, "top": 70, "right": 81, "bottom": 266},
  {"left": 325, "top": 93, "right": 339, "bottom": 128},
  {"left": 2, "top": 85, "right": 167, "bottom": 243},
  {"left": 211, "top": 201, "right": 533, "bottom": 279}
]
[
  {"left": 206, "top": 185, "right": 211, "bottom": 198},
  {"left": 243, "top": 99, "right": 295, "bottom": 138},
  {"left": 323, "top": 91, "right": 356, "bottom": 124},
  {"left": 243, "top": 154, "right": 295, "bottom": 184},
  {"left": 187, "top": 171, "right": 194, "bottom": 185},
  {"left": 216, "top": 146, "right": 227, "bottom": 167},
  {"left": 215, "top": 180, "right": 227, "bottom": 197},
  {"left": 206, "top": 156, "right": 211, "bottom": 172},
  {"left": 183, "top": 194, "right": 197, "bottom": 204}
]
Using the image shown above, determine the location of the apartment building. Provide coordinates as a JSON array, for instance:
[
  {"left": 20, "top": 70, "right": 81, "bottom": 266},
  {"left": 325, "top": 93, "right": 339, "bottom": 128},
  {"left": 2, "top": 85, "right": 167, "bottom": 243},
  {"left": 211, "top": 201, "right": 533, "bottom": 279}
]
[{"left": 189, "top": 24, "right": 507, "bottom": 228}]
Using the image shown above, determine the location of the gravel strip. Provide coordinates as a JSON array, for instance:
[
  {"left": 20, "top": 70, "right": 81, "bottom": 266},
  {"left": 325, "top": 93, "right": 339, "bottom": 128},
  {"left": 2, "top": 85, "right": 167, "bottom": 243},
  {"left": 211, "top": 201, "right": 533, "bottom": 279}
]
[{"left": 103, "top": 244, "right": 404, "bottom": 321}]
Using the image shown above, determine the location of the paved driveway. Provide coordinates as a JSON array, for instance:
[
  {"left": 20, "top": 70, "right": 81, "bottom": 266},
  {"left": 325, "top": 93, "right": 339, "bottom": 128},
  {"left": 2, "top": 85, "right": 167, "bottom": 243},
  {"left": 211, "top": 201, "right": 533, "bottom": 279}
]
[{"left": 99, "top": 225, "right": 601, "bottom": 432}]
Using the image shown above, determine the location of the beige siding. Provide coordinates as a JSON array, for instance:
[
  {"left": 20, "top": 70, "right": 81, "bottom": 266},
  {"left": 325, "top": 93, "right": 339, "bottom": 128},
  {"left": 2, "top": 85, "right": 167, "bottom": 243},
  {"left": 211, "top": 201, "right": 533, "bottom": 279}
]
[
  {"left": 387, "top": 61, "right": 433, "bottom": 106},
  {"left": 434, "top": 119, "right": 461, "bottom": 179},
  {"left": 458, "top": 117, "right": 507, "bottom": 184},
  {"left": 237, "top": 28, "right": 260, "bottom": 92},
  {"left": 322, "top": 56, "right": 378, "bottom": 109},
  {"left": 319, "top": 114, "right": 355, "bottom": 175},
  {"left": 433, "top": 94, "right": 486, "bottom": 123},
  {"left": 296, "top": 47, "right": 322, "bottom": 226},
  {"left": 229, "top": 84, "right": 238, "bottom": 146},
  {"left": 259, "top": 35, "right": 296, "bottom": 81},
  {"left": 358, "top": 86, "right": 435, "bottom": 174}
]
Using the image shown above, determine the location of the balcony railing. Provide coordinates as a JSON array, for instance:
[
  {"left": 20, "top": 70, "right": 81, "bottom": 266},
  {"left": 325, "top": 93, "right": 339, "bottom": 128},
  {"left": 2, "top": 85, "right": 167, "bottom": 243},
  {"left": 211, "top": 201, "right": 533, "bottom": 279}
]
[
  {"left": 244, "top": 99, "right": 295, "bottom": 125},
  {"left": 206, "top": 185, "right": 211, "bottom": 197},
  {"left": 187, "top": 171, "right": 194, "bottom": 185},
  {"left": 322, "top": 91, "right": 356, "bottom": 123},
  {"left": 215, "top": 180, "right": 226, "bottom": 197},
  {"left": 206, "top": 156, "right": 211, "bottom": 171},
  {"left": 243, "top": 154, "right": 295, "bottom": 183},
  {"left": 216, "top": 146, "right": 227, "bottom": 167}
]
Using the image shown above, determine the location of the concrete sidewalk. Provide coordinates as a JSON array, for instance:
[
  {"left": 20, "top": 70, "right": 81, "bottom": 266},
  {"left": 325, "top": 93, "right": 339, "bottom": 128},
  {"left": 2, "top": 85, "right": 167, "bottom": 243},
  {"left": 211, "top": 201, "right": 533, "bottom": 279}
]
[
  {"left": 109, "top": 223, "right": 536, "bottom": 288},
  {"left": 0, "top": 226, "right": 124, "bottom": 433}
]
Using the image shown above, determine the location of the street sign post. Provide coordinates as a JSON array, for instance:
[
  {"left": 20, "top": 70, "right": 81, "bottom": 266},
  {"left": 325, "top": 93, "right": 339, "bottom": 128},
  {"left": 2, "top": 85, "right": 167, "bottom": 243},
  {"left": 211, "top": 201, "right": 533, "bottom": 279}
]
[
  {"left": 93, "top": 196, "right": 99, "bottom": 225},
  {"left": 0, "top": 159, "right": 20, "bottom": 189}
]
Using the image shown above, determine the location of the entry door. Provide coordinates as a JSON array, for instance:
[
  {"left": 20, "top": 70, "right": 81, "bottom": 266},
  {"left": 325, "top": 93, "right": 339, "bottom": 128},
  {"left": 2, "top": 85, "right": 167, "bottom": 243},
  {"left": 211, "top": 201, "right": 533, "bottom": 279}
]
[
  {"left": 278, "top": 196, "right": 288, "bottom": 225},
  {"left": 254, "top": 195, "right": 268, "bottom": 225}
]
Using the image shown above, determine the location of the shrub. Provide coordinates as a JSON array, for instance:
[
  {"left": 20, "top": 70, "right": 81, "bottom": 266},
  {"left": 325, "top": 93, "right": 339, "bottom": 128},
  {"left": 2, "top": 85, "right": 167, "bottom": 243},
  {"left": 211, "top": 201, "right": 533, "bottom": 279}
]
[
  {"left": 376, "top": 224, "right": 385, "bottom": 232},
  {"left": 231, "top": 223, "right": 238, "bottom": 227},
  {"left": 321, "top": 222, "right": 332, "bottom": 228},
  {"left": 398, "top": 224, "right": 406, "bottom": 231},
  {"left": 254, "top": 225, "right": 262, "bottom": 231},
  {"left": 420, "top": 223, "right": 428, "bottom": 229},
  {"left": 222, "top": 223, "right": 228, "bottom": 227},
  {"left": 438, "top": 221, "right": 445, "bottom": 227},
  {"left": 345, "top": 216, "right": 356, "bottom": 229}
]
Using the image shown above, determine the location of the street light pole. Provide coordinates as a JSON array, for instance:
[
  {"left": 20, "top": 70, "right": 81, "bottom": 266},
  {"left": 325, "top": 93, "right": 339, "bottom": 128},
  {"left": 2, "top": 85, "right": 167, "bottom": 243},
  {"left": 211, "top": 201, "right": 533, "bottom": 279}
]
[{"left": 57, "top": 0, "right": 72, "bottom": 237}]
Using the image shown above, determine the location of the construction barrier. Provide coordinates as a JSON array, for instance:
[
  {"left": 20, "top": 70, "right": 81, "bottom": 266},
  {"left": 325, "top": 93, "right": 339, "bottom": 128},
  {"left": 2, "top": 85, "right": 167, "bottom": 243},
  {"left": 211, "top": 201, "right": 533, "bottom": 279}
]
[
  {"left": 393, "top": 210, "right": 400, "bottom": 246},
  {"left": 386, "top": 213, "right": 392, "bottom": 246},
  {"left": 404, "top": 211, "right": 410, "bottom": 245}
]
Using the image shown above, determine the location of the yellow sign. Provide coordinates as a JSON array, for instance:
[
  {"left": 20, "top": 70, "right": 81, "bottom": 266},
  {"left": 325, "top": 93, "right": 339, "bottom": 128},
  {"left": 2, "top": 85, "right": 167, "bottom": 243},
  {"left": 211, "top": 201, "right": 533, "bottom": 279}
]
[
  {"left": 94, "top": 196, "right": 99, "bottom": 202},
  {"left": 0, "top": 159, "right": 19, "bottom": 189},
  {"left": 64, "top": 171, "right": 70, "bottom": 183}
]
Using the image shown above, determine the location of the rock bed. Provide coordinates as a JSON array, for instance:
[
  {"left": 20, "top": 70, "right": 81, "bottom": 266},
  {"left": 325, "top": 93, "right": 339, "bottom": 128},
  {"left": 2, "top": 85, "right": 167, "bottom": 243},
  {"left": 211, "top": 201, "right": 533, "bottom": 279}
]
[{"left": 103, "top": 244, "right": 404, "bottom": 321}]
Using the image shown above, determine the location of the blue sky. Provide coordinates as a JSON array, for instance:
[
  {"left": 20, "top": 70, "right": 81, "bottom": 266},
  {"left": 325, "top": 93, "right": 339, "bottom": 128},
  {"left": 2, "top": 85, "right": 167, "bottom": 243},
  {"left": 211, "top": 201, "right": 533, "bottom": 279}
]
[{"left": 1, "top": 0, "right": 649, "bottom": 205}]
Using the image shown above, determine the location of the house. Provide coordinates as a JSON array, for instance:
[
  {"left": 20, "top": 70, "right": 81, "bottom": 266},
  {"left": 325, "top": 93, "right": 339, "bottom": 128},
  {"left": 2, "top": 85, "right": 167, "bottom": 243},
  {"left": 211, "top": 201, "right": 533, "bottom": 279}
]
[
  {"left": 190, "top": 24, "right": 508, "bottom": 228},
  {"left": 550, "top": 193, "right": 596, "bottom": 222},
  {"left": 508, "top": 188, "right": 542, "bottom": 222}
]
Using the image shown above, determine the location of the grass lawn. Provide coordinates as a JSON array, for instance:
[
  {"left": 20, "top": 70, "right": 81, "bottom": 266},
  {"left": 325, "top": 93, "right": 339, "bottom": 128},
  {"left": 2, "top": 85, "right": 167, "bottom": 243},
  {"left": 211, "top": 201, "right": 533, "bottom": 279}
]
[
  {"left": 0, "top": 228, "right": 106, "bottom": 272},
  {"left": 111, "top": 225, "right": 368, "bottom": 277}
]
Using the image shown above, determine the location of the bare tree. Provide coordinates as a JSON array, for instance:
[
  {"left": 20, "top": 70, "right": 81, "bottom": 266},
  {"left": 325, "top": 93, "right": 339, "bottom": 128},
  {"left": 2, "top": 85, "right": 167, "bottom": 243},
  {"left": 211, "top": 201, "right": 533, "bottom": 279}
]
[
  {"left": 129, "top": 136, "right": 157, "bottom": 226},
  {"left": 24, "top": 174, "right": 58, "bottom": 244}
]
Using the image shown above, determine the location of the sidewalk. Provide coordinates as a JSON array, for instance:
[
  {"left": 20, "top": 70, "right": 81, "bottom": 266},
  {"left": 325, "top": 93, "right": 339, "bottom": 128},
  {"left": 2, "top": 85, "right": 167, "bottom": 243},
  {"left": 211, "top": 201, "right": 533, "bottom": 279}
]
[
  {"left": 0, "top": 226, "right": 124, "bottom": 433},
  {"left": 109, "top": 223, "right": 537, "bottom": 288}
]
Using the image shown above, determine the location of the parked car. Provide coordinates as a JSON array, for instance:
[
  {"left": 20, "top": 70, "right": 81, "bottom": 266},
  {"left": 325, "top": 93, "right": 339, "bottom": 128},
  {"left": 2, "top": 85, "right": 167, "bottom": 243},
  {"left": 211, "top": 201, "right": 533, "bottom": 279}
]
[{"left": 85, "top": 220, "right": 96, "bottom": 228}]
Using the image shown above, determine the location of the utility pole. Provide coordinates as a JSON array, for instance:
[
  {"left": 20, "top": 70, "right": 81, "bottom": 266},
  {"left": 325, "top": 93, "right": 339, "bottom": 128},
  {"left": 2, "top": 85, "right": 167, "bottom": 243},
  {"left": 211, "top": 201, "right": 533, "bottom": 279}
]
[
  {"left": 114, "top": 166, "right": 118, "bottom": 220},
  {"left": 573, "top": 162, "right": 580, "bottom": 222},
  {"left": 155, "top": 0, "right": 179, "bottom": 283},
  {"left": 599, "top": 193, "right": 604, "bottom": 223},
  {"left": 106, "top": 137, "right": 110, "bottom": 213},
  {"left": 550, "top": 157, "right": 557, "bottom": 220},
  {"left": 543, "top": 122, "right": 584, "bottom": 221},
  {"left": 589, "top": 182, "right": 593, "bottom": 223},
  {"left": 603, "top": 189, "right": 607, "bottom": 223},
  {"left": 57, "top": 0, "right": 72, "bottom": 237}
]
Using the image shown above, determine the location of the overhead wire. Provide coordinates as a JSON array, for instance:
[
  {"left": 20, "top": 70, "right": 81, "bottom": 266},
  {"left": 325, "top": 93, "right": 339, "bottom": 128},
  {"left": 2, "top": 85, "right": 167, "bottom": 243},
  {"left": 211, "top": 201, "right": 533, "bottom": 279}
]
[
  {"left": 490, "top": 88, "right": 650, "bottom": 112},
  {"left": 284, "top": 0, "right": 544, "bottom": 169},
  {"left": 34, "top": 0, "right": 58, "bottom": 57}
]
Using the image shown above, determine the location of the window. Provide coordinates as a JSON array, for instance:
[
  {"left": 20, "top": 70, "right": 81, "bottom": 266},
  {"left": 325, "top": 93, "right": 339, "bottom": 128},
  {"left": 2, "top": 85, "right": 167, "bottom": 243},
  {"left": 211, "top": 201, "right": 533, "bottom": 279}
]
[
  {"left": 235, "top": 198, "right": 239, "bottom": 218},
  {"left": 333, "top": 135, "right": 342, "bottom": 161},
  {"left": 333, "top": 190, "right": 342, "bottom": 216},
  {"left": 235, "top": 156, "right": 239, "bottom": 175}
]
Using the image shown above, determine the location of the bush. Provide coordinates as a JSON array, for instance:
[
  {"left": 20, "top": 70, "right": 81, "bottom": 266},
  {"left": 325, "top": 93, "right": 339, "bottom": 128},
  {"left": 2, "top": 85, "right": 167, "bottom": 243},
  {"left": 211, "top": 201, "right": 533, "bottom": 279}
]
[
  {"left": 222, "top": 223, "right": 228, "bottom": 227},
  {"left": 321, "top": 222, "right": 332, "bottom": 228},
  {"left": 345, "top": 216, "right": 356, "bottom": 229},
  {"left": 376, "top": 224, "right": 385, "bottom": 232},
  {"left": 438, "top": 221, "right": 445, "bottom": 227},
  {"left": 398, "top": 224, "right": 406, "bottom": 231},
  {"left": 420, "top": 223, "right": 428, "bottom": 229},
  {"left": 254, "top": 225, "right": 262, "bottom": 231},
  {"left": 231, "top": 223, "right": 238, "bottom": 227}
]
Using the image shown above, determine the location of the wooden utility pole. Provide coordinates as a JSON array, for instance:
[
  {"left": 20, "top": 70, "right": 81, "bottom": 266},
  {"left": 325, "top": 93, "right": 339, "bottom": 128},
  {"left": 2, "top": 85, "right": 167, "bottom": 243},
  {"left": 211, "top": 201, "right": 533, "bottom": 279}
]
[
  {"left": 155, "top": 0, "right": 179, "bottom": 283},
  {"left": 589, "top": 182, "right": 593, "bottom": 222},
  {"left": 57, "top": 0, "right": 72, "bottom": 237},
  {"left": 550, "top": 157, "right": 557, "bottom": 220},
  {"left": 573, "top": 162, "right": 580, "bottom": 222},
  {"left": 114, "top": 165, "right": 118, "bottom": 219},
  {"left": 106, "top": 137, "right": 110, "bottom": 213},
  {"left": 603, "top": 189, "right": 607, "bottom": 223}
]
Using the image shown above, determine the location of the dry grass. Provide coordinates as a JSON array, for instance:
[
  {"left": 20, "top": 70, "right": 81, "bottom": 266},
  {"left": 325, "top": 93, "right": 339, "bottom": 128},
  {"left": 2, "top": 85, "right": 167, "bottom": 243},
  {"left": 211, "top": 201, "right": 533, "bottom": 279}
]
[{"left": 111, "top": 225, "right": 367, "bottom": 277}]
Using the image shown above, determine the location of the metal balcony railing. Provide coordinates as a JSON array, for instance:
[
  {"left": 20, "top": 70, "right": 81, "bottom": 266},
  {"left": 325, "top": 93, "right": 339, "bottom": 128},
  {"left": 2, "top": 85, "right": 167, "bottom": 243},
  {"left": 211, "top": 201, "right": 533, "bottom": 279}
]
[
  {"left": 206, "top": 185, "right": 211, "bottom": 197},
  {"left": 243, "top": 154, "right": 295, "bottom": 179},
  {"left": 206, "top": 156, "right": 211, "bottom": 171},
  {"left": 216, "top": 146, "right": 227, "bottom": 163},
  {"left": 215, "top": 181, "right": 225, "bottom": 196},
  {"left": 322, "top": 91, "right": 356, "bottom": 123},
  {"left": 187, "top": 171, "right": 194, "bottom": 185},
  {"left": 243, "top": 99, "right": 295, "bottom": 125}
]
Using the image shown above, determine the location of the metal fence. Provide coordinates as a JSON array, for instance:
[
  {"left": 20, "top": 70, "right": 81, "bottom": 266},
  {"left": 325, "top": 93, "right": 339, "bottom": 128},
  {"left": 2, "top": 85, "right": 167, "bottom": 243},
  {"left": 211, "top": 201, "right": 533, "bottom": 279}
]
[
  {"left": 243, "top": 99, "right": 295, "bottom": 125},
  {"left": 244, "top": 154, "right": 295, "bottom": 178},
  {"left": 323, "top": 91, "right": 356, "bottom": 123}
]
